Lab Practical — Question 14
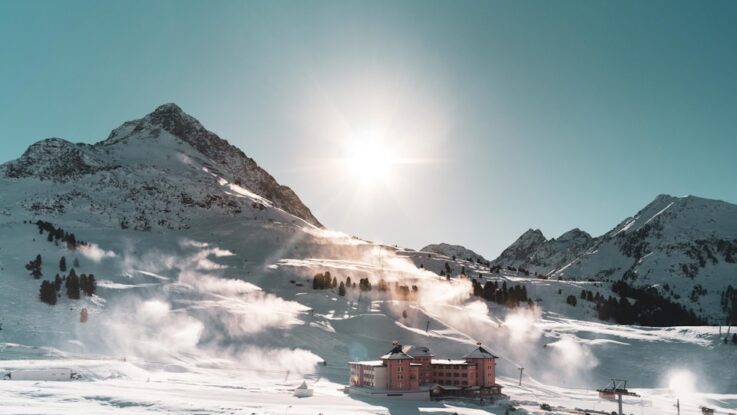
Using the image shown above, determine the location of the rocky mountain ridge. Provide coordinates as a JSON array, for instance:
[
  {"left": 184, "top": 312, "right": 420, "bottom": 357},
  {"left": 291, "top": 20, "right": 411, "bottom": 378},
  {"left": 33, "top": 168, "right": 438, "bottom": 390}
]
[
  {"left": 0, "top": 103, "right": 322, "bottom": 230},
  {"left": 492, "top": 194, "right": 737, "bottom": 322}
]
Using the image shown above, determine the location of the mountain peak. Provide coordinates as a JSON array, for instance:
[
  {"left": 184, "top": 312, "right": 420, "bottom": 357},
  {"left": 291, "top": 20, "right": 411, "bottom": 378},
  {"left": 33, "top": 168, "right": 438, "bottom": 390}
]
[
  {"left": 558, "top": 228, "right": 591, "bottom": 241},
  {"left": 520, "top": 228, "right": 546, "bottom": 241},
  {"left": 151, "top": 102, "right": 186, "bottom": 115},
  {"left": 421, "top": 243, "right": 488, "bottom": 262},
  {"left": 143, "top": 103, "right": 203, "bottom": 132},
  {"left": 2, "top": 103, "right": 323, "bottom": 228}
]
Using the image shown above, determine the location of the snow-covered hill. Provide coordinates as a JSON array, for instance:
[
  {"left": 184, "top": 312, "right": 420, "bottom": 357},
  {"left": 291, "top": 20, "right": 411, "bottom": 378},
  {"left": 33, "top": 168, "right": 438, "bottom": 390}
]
[
  {"left": 419, "top": 243, "right": 489, "bottom": 264},
  {"left": 492, "top": 194, "right": 737, "bottom": 322}
]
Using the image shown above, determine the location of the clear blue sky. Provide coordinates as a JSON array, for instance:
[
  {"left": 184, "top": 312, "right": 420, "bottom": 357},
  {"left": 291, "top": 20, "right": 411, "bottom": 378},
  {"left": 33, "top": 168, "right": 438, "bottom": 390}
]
[{"left": 1, "top": 0, "right": 736, "bottom": 258}]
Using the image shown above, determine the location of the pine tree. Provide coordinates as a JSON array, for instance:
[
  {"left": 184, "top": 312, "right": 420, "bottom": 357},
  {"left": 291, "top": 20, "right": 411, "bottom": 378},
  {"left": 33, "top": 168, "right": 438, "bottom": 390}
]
[
  {"left": 73, "top": 257, "right": 80, "bottom": 268},
  {"left": 54, "top": 274, "right": 62, "bottom": 291},
  {"left": 39, "top": 281, "right": 57, "bottom": 305},
  {"left": 66, "top": 270, "right": 80, "bottom": 300},
  {"left": 85, "top": 274, "right": 97, "bottom": 296},
  {"left": 80, "top": 275, "right": 89, "bottom": 296},
  {"left": 31, "top": 266, "right": 42, "bottom": 279},
  {"left": 338, "top": 281, "right": 346, "bottom": 296},
  {"left": 66, "top": 233, "right": 77, "bottom": 250},
  {"left": 59, "top": 256, "right": 67, "bottom": 272}
]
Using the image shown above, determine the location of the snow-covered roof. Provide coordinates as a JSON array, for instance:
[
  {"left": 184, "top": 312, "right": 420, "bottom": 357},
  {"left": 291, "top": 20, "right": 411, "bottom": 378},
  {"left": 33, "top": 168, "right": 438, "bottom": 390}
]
[
  {"left": 381, "top": 351, "right": 414, "bottom": 360},
  {"left": 431, "top": 359, "right": 469, "bottom": 365},
  {"left": 349, "top": 360, "right": 385, "bottom": 367},
  {"left": 463, "top": 344, "right": 499, "bottom": 359},
  {"left": 402, "top": 345, "right": 433, "bottom": 357},
  {"left": 381, "top": 343, "right": 414, "bottom": 360}
]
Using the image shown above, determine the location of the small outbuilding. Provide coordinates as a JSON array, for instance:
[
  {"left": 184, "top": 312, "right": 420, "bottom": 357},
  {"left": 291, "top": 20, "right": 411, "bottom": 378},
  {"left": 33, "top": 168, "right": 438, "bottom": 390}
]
[{"left": 293, "top": 380, "right": 313, "bottom": 397}]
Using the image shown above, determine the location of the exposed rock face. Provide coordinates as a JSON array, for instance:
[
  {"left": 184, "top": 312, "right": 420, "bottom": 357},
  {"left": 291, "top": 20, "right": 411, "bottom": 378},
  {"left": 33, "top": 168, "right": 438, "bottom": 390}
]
[
  {"left": 1, "top": 103, "right": 322, "bottom": 229},
  {"left": 3, "top": 138, "right": 116, "bottom": 181},
  {"left": 492, "top": 229, "right": 548, "bottom": 267}
]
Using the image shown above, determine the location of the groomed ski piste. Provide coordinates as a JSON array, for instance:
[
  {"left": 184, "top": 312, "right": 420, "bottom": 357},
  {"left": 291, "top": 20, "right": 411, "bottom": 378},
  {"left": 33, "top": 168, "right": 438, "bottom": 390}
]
[{"left": 1, "top": 213, "right": 736, "bottom": 415}]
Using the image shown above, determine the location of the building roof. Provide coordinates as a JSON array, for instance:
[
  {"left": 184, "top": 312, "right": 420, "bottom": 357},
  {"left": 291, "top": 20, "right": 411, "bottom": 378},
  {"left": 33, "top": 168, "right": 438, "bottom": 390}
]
[
  {"left": 463, "top": 343, "right": 499, "bottom": 359},
  {"left": 402, "top": 345, "right": 433, "bottom": 357},
  {"left": 431, "top": 359, "right": 470, "bottom": 365},
  {"left": 349, "top": 360, "right": 385, "bottom": 367},
  {"left": 381, "top": 343, "right": 414, "bottom": 360}
]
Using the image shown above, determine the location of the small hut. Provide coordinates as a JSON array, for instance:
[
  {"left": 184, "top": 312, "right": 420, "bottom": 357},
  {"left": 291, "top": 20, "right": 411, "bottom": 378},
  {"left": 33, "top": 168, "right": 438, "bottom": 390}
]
[{"left": 293, "top": 380, "right": 313, "bottom": 397}]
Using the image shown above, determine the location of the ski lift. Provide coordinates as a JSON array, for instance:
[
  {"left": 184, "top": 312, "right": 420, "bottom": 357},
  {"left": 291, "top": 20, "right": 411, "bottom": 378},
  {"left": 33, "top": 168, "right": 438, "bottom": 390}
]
[
  {"left": 597, "top": 379, "right": 639, "bottom": 415},
  {"left": 597, "top": 379, "right": 638, "bottom": 400}
]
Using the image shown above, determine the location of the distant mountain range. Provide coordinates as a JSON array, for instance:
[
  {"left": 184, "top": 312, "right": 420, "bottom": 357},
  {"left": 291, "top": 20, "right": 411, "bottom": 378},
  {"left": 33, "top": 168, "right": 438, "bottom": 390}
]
[
  {"left": 2, "top": 103, "right": 735, "bottom": 324},
  {"left": 428, "top": 194, "right": 737, "bottom": 322}
]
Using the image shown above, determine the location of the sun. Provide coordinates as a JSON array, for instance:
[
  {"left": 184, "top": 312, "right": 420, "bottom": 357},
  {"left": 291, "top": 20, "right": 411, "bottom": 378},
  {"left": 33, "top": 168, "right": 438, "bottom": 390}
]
[{"left": 344, "top": 134, "right": 396, "bottom": 181}]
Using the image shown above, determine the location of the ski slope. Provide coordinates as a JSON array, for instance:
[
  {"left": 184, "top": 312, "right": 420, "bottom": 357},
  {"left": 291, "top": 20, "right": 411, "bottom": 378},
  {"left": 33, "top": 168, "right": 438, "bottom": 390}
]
[{"left": 1, "top": 213, "right": 736, "bottom": 414}]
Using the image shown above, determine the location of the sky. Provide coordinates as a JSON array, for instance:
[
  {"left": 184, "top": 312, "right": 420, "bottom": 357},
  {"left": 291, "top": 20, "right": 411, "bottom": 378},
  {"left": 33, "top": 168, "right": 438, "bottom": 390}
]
[{"left": 1, "top": 0, "right": 736, "bottom": 258}]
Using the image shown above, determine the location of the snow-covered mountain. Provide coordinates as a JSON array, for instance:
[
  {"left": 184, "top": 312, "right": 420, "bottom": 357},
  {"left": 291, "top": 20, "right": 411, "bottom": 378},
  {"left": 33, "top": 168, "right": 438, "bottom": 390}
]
[
  {"left": 1, "top": 105, "right": 736, "bottom": 413},
  {"left": 492, "top": 194, "right": 737, "bottom": 322},
  {"left": 419, "top": 243, "right": 488, "bottom": 264},
  {"left": 1, "top": 103, "right": 322, "bottom": 230}
]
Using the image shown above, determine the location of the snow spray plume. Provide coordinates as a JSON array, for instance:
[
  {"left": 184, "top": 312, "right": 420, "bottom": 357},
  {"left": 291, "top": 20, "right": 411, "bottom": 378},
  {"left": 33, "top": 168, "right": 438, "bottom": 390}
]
[
  {"left": 314, "top": 245, "right": 602, "bottom": 387},
  {"left": 75, "top": 239, "right": 320, "bottom": 374}
]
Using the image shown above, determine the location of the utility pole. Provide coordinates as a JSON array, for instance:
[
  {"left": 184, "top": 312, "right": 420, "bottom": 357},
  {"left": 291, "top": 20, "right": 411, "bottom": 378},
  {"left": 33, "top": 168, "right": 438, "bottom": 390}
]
[{"left": 518, "top": 367, "right": 524, "bottom": 386}]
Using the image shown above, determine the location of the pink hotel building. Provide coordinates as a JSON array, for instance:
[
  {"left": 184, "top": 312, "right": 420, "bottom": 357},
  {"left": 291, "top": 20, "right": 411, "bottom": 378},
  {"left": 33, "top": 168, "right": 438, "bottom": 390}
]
[{"left": 349, "top": 341, "right": 503, "bottom": 400}]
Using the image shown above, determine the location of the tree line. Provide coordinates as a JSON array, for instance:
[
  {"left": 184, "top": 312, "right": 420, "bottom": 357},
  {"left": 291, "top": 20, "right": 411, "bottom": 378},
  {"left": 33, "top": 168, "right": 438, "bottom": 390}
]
[
  {"left": 30, "top": 220, "right": 85, "bottom": 250},
  {"left": 38, "top": 267, "right": 97, "bottom": 305},
  {"left": 575, "top": 282, "right": 706, "bottom": 326},
  {"left": 32, "top": 254, "right": 96, "bottom": 305},
  {"left": 312, "top": 272, "right": 418, "bottom": 299},
  {"left": 471, "top": 279, "right": 533, "bottom": 308}
]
